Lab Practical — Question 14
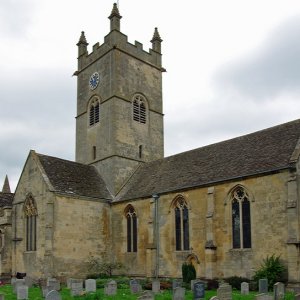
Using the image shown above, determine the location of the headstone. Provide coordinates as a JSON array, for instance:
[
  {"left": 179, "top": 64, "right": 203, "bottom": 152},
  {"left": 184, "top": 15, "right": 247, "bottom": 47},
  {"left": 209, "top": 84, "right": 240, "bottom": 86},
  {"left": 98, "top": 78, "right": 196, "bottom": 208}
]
[
  {"left": 85, "top": 279, "right": 96, "bottom": 293},
  {"left": 295, "top": 293, "right": 300, "bottom": 300},
  {"left": 130, "top": 279, "right": 142, "bottom": 294},
  {"left": 45, "top": 290, "right": 62, "bottom": 300},
  {"left": 11, "top": 278, "right": 16, "bottom": 285},
  {"left": 210, "top": 297, "right": 220, "bottom": 300},
  {"left": 137, "top": 291, "right": 154, "bottom": 300},
  {"left": 256, "top": 293, "right": 273, "bottom": 300},
  {"left": 104, "top": 280, "right": 117, "bottom": 296},
  {"left": 191, "top": 279, "right": 201, "bottom": 291},
  {"left": 152, "top": 279, "right": 160, "bottom": 294},
  {"left": 194, "top": 281, "right": 205, "bottom": 300},
  {"left": 70, "top": 279, "right": 83, "bottom": 296},
  {"left": 47, "top": 278, "right": 60, "bottom": 291},
  {"left": 259, "top": 279, "right": 268, "bottom": 294},
  {"left": 172, "top": 279, "right": 183, "bottom": 290},
  {"left": 217, "top": 283, "right": 232, "bottom": 300},
  {"left": 173, "top": 287, "right": 185, "bottom": 300},
  {"left": 17, "top": 285, "right": 28, "bottom": 300},
  {"left": 241, "top": 282, "right": 249, "bottom": 295},
  {"left": 66, "top": 278, "right": 73, "bottom": 289},
  {"left": 13, "top": 279, "right": 26, "bottom": 293},
  {"left": 0, "top": 293, "right": 4, "bottom": 300},
  {"left": 274, "top": 282, "right": 285, "bottom": 300}
]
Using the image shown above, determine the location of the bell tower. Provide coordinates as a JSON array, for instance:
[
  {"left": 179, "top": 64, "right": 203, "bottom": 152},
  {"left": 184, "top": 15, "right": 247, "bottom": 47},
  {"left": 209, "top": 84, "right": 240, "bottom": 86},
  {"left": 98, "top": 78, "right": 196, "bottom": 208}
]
[{"left": 74, "top": 3, "right": 165, "bottom": 196}]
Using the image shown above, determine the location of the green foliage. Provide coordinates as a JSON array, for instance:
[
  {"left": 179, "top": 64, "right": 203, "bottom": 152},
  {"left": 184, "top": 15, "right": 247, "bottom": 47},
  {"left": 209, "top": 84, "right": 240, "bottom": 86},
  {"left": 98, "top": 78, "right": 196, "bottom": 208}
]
[
  {"left": 87, "top": 255, "right": 124, "bottom": 277},
  {"left": 224, "top": 276, "right": 250, "bottom": 290},
  {"left": 253, "top": 254, "right": 287, "bottom": 289},
  {"left": 182, "top": 262, "right": 196, "bottom": 283}
]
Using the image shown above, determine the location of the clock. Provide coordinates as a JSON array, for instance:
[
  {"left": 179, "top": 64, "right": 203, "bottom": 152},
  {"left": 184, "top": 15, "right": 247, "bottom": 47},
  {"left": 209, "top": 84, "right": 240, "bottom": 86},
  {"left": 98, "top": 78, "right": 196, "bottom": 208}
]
[{"left": 89, "top": 72, "right": 100, "bottom": 90}]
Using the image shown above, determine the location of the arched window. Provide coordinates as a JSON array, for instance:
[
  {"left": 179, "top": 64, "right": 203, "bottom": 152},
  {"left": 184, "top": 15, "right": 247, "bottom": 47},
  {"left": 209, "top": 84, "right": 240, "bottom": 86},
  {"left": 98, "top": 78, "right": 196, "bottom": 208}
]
[
  {"left": 125, "top": 205, "right": 137, "bottom": 252},
  {"left": 24, "top": 195, "right": 38, "bottom": 251},
  {"left": 89, "top": 98, "right": 100, "bottom": 126},
  {"left": 133, "top": 95, "right": 146, "bottom": 124},
  {"left": 173, "top": 196, "right": 189, "bottom": 251},
  {"left": 231, "top": 186, "right": 251, "bottom": 249}
]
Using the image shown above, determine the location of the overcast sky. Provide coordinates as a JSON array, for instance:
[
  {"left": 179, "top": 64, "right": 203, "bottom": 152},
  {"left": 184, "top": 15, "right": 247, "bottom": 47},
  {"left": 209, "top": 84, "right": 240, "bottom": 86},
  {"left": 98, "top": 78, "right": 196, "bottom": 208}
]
[{"left": 1, "top": 0, "right": 300, "bottom": 191}]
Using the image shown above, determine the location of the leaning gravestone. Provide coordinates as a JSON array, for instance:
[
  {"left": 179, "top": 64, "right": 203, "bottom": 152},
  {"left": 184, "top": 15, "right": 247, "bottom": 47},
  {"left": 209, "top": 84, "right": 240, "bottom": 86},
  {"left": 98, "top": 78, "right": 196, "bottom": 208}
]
[
  {"left": 45, "top": 290, "right": 62, "bottom": 300},
  {"left": 70, "top": 279, "right": 83, "bottom": 296},
  {"left": 152, "top": 279, "right": 160, "bottom": 294},
  {"left": 241, "top": 282, "right": 249, "bottom": 295},
  {"left": 173, "top": 287, "right": 185, "bottom": 300},
  {"left": 17, "top": 285, "right": 28, "bottom": 300},
  {"left": 259, "top": 279, "right": 268, "bottom": 294},
  {"left": 104, "top": 280, "right": 117, "bottom": 296},
  {"left": 85, "top": 279, "right": 96, "bottom": 293},
  {"left": 274, "top": 282, "right": 285, "bottom": 300},
  {"left": 194, "top": 281, "right": 205, "bottom": 300},
  {"left": 217, "top": 283, "right": 232, "bottom": 300},
  {"left": 256, "top": 294, "right": 273, "bottom": 300},
  {"left": 137, "top": 291, "right": 154, "bottom": 300},
  {"left": 130, "top": 279, "right": 142, "bottom": 294}
]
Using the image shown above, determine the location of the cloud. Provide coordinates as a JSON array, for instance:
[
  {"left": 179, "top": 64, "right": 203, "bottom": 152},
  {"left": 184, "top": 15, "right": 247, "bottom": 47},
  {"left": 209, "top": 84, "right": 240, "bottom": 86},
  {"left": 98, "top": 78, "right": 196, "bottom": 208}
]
[{"left": 213, "top": 16, "right": 300, "bottom": 101}]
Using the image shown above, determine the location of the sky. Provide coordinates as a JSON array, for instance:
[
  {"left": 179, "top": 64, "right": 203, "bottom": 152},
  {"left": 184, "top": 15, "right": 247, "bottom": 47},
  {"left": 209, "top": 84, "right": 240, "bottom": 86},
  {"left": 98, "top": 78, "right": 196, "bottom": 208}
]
[{"left": 1, "top": 0, "right": 300, "bottom": 192}]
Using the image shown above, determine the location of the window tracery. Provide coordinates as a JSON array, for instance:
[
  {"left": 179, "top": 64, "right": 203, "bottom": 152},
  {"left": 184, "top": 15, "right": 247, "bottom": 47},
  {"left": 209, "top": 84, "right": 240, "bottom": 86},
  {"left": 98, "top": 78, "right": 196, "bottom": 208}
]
[
  {"left": 89, "top": 98, "right": 100, "bottom": 126},
  {"left": 125, "top": 205, "right": 137, "bottom": 252},
  {"left": 24, "top": 195, "right": 37, "bottom": 251},
  {"left": 133, "top": 95, "right": 146, "bottom": 124}
]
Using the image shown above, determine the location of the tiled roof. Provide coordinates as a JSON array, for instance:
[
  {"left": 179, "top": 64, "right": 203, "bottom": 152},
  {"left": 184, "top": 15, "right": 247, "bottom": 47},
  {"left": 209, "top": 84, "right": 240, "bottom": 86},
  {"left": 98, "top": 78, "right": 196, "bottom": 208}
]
[
  {"left": 37, "top": 154, "right": 112, "bottom": 200},
  {"left": 0, "top": 193, "right": 14, "bottom": 207},
  {"left": 119, "top": 119, "right": 300, "bottom": 201}
]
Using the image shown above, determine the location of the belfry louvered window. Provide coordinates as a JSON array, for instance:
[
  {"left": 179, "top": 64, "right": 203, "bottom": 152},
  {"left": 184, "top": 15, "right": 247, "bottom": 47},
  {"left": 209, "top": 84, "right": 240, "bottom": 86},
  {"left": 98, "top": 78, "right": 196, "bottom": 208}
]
[
  {"left": 24, "top": 195, "right": 38, "bottom": 251},
  {"left": 173, "top": 196, "right": 189, "bottom": 251},
  {"left": 231, "top": 186, "right": 252, "bottom": 249},
  {"left": 125, "top": 205, "right": 137, "bottom": 252},
  {"left": 89, "top": 98, "right": 100, "bottom": 126},
  {"left": 133, "top": 95, "right": 146, "bottom": 124}
]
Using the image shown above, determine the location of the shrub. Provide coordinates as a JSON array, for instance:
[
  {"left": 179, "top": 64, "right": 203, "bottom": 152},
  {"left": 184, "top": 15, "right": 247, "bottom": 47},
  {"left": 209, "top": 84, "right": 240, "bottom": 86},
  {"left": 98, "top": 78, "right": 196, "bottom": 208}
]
[
  {"left": 224, "top": 276, "right": 249, "bottom": 290},
  {"left": 253, "top": 254, "right": 287, "bottom": 290},
  {"left": 182, "top": 263, "right": 196, "bottom": 283}
]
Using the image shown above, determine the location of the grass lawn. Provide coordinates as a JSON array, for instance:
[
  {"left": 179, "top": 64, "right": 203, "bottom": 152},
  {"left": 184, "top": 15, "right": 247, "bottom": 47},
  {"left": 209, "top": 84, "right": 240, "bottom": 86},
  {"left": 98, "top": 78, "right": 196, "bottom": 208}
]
[{"left": 0, "top": 284, "right": 296, "bottom": 300}]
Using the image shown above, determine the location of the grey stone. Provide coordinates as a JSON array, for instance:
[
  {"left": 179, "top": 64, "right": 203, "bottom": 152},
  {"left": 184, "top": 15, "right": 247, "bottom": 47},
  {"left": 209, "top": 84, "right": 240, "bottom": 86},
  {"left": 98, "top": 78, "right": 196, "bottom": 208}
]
[
  {"left": 17, "top": 285, "right": 28, "bottom": 300},
  {"left": 130, "top": 279, "right": 142, "bottom": 294},
  {"left": 137, "top": 291, "right": 154, "bottom": 300},
  {"left": 85, "top": 279, "right": 96, "bottom": 293},
  {"left": 259, "top": 279, "right": 268, "bottom": 294},
  {"left": 217, "top": 283, "right": 232, "bottom": 300},
  {"left": 191, "top": 279, "right": 201, "bottom": 291},
  {"left": 42, "top": 287, "right": 50, "bottom": 297},
  {"left": 210, "top": 297, "right": 220, "bottom": 300},
  {"left": 172, "top": 287, "right": 185, "bottom": 300},
  {"left": 295, "top": 293, "right": 300, "bottom": 300},
  {"left": 274, "top": 282, "right": 285, "bottom": 300},
  {"left": 47, "top": 278, "right": 60, "bottom": 291},
  {"left": 194, "top": 281, "right": 205, "bottom": 300},
  {"left": 172, "top": 279, "right": 182, "bottom": 290},
  {"left": 152, "top": 279, "right": 160, "bottom": 294},
  {"left": 104, "top": 280, "right": 117, "bottom": 296},
  {"left": 70, "top": 279, "right": 83, "bottom": 296},
  {"left": 45, "top": 290, "right": 62, "bottom": 300},
  {"left": 13, "top": 279, "right": 25, "bottom": 293},
  {"left": 241, "top": 282, "right": 249, "bottom": 295},
  {"left": 256, "top": 293, "right": 273, "bottom": 300},
  {"left": 24, "top": 277, "right": 33, "bottom": 288}
]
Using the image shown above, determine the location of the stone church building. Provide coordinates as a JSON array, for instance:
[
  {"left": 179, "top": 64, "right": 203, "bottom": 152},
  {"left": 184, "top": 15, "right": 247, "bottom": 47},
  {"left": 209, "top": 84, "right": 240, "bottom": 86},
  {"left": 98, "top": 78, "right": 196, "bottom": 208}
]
[{"left": 1, "top": 4, "right": 300, "bottom": 286}]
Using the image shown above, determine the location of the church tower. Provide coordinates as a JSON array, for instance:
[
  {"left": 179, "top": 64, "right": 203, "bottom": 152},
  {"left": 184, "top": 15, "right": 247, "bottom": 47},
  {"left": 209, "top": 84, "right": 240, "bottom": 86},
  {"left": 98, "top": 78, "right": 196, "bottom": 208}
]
[{"left": 74, "top": 4, "right": 165, "bottom": 196}]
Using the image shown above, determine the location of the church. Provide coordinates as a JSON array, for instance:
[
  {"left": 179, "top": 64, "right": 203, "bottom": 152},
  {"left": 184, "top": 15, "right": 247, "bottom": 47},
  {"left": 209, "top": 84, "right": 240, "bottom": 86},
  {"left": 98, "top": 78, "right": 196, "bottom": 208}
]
[{"left": 0, "top": 3, "right": 300, "bottom": 287}]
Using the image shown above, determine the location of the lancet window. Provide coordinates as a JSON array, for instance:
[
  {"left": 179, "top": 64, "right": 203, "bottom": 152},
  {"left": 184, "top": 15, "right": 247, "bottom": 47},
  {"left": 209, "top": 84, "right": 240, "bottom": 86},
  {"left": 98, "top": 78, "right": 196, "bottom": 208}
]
[
  {"left": 125, "top": 205, "right": 137, "bottom": 252},
  {"left": 24, "top": 195, "right": 38, "bottom": 251},
  {"left": 89, "top": 98, "right": 100, "bottom": 126},
  {"left": 133, "top": 95, "right": 146, "bottom": 124}
]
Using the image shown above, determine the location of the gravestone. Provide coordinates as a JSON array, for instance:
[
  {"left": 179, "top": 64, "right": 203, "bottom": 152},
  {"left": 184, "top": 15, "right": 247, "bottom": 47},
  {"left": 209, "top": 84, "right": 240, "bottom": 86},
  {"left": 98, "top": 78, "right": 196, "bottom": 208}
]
[
  {"left": 172, "top": 279, "right": 183, "bottom": 290},
  {"left": 152, "top": 279, "right": 160, "bottom": 294},
  {"left": 256, "top": 293, "right": 273, "bottom": 300},
  {"left": 0, "top": 293, "right": 4, "bottom": 300},
  {"left": 47, "top": 278, "right": 60, "bottom": 291},
  {"left": 13, "top": 279, "right": 25, "bottom": 293},
  {"left": 191, "top": 279, "right": 201, "bottom": 291},
  {"left": 173, "top": 287, "right": 185, "bottom": 300},
  {"left": 259, "top": 279, "right": 268, "bottom": 294},
  {"left": 194, "top": 281, "right": 205, "bottom": 300},
  {"left": 11, "top": 278, "right": 16, "bottom": 285},
  {"left": 17, "top": 285, "right": 28, "bottom": 300},
  {"left": 104, "top": 280, "right": 117, "bottom": 296},
  {"left": 274, "top": 282, "right": 285, "bottom": 300},
  {"left": 210, "top": 297, "right": 220, "bottom": 300},
  {"left": 241, "top": 282, "right": 249, "bottom": 295},
  {"left": 217, "top": 283, "right": 232, "bottom": 300},
  {"left": 70, "top": 279, "right": 83, "bottom": 296},
  {"left": 295, "top": 293, "right": 300, "bottom": 300},
  {"left": 42, "top": 287, "right": 50, "bottom": 297},
  {"left": 137, "top": 291, "right": 154, "bottom": 300},
  {"left": 45, "top": 290, "right": 62, "bottom": 300},
  {"left": 85, "top": 279, "right": 96, "bottom": 293},
  {"left": 130, "top": 279, "right": 142, "bottom": 294},
  {"left": 66, "top": 278, "right": 73, "bottom": 289}
]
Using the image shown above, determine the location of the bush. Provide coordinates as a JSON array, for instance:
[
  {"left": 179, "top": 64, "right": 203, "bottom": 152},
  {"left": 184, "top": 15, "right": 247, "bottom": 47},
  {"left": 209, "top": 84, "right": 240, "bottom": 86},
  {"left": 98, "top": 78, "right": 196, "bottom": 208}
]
[
  {"left": 224, "top": 276, "right": 249, "bottom": 290},
  {"left": 182, "top": 263, "right": 196, "bottom": 283},
  {"left": 253, "top": 254, "right": 287, "bottom": 290}
]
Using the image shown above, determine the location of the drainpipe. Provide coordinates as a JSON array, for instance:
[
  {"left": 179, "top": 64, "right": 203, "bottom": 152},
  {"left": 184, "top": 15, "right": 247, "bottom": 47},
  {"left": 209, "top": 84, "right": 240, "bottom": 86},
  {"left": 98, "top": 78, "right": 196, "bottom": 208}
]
[{"left": 152, "top": 193, "right": 160, "bottom": 279}]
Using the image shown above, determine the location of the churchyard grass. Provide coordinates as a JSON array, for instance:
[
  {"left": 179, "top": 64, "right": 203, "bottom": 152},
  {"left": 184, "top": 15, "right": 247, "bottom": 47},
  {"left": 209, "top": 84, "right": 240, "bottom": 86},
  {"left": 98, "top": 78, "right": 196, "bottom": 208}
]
[{"left": 0, "top": 284, "right": 296, "bottom": 299}]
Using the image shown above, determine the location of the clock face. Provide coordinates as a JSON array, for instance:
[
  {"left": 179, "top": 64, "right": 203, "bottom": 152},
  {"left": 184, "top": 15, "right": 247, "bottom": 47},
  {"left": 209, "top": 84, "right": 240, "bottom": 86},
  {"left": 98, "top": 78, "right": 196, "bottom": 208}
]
[{"left": 89, "top": 72, "right": 100, "bottom": 90}]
